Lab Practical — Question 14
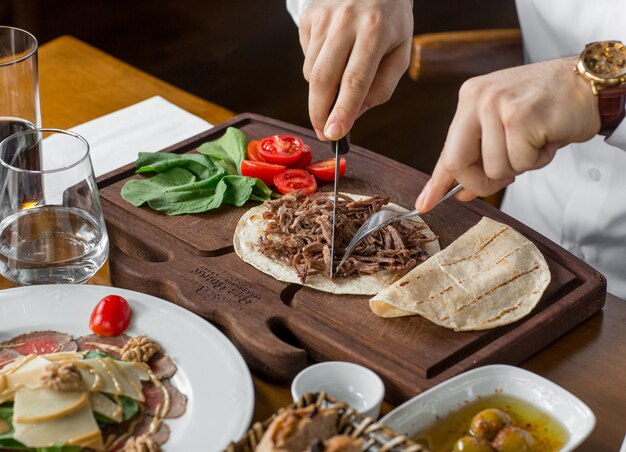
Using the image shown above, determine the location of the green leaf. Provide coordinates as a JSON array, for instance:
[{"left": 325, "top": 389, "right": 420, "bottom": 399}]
[
  {"left": 197, "top": 127, "right": 248, "bottom": 175},
  {"left": 118, "top": 395, "right": 139, "bottom": 421},
  {"left": 135, "top": 152, "right": 219, "bottom": 180},
  {"left": 121, "top": 167, "right": 198, "bottom": 206},
  {"left": 36, "top": 445, "right": 82, "bottom": 452},
  {"left": 84, "top": 350, "right": 114, "bottom": 360}
]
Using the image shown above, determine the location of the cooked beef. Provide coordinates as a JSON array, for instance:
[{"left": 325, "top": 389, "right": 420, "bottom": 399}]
[
  {"left": 1, "top": 331, "right": 77, "bottom": 355},
  {"left": 76, "top": 333, "right": 130, "bottom": 358},
  {"left": 258, "top": 193, "right": 436, "bottom": 283}
]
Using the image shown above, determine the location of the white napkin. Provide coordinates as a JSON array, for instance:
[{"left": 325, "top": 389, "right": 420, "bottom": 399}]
[{"left": 68, "top": 96, "right": 213, "bottom": 177}]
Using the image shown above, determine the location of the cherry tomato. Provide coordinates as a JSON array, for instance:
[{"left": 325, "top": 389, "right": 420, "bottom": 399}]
[
  {"left": 89, "top": 295, "right": 132, "bottom": 337},
  {"left": 289, "top": 144, "right": 313, "bottom": 169},
  {"left": 273, "top": 169, "right": 317, "bottom": 195},
  {"left": 246, "top": 139, "right": 265, "bottom": 162},
  {"left": 259, "top": 134, "right": 304, "bottom": 165},
  {"left": 241, "top": 160, "right": 286, "bottom": 186},
  {"left": 306, "top": 158, "right": 347, "bottom": 182}
]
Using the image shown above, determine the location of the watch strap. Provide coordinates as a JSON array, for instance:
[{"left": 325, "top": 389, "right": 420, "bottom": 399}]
[{"left": 598, "top": 86, "right": 626, "bottom": 135}]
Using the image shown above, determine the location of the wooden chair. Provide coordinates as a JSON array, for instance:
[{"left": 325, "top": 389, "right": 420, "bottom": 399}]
[{"left": 409, "top": 28, "right": 523, "bottom": 208}]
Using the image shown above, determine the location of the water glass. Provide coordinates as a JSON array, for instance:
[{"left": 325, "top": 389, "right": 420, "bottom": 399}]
[
  {"left": 0, "top": 26, "right": 41, "bottom": 141},
  {"left": 0, "top": 129, "right": 109, "bottom": 285}
]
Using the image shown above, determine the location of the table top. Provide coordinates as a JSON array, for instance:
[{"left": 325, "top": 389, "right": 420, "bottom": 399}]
[{"left": 2, "top": 35, "right": 625, "bottom": 451}]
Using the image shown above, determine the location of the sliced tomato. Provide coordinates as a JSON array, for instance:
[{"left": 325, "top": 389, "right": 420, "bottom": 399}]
[
  {"left": 259, "top": 134, "right": 304, "bottom": 165},
  {"left": 274, "top": 169, "right": 317, "bottom": 195},
  {"left": 306, "top": 158, "right": 347, "bottom": 182},
  {"left": 241, "top": 160, "right": 286, "bottom": 186},
  {"left": 289, "top": 144, "right": 313, "bottom": 169},
  {"left": 246, "top": 139, "right": 265, "bottom": 162},
  {"left": 89, "top": 295, "right": 132, "bottom": 337}
]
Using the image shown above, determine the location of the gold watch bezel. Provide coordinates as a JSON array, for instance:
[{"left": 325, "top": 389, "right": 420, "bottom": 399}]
[{"left": 577, "top": 41, "right": 626, "bottom": 87}]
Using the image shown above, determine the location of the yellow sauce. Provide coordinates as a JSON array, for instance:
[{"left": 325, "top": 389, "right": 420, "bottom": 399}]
[{"left": 413, "top": 394, "right": 569, "bottom": 452}]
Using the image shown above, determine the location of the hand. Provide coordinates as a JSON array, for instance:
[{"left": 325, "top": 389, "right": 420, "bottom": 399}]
[
  {"left": 415, "top": 57, "right": 601, "bottom": 212},
  {"left": 298, "top": 0, "right": 413, "bottom": 141}
]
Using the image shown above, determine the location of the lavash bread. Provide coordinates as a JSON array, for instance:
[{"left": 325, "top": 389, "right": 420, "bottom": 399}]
[
  {"left": 370, "top": 217, "right": 551, "bottom": 331},
  {"left": 234, "top": 194, "right": 440, "bottom": 295},
  {"left": 256, "top": 405, "right": 340, "bottom": 452}
]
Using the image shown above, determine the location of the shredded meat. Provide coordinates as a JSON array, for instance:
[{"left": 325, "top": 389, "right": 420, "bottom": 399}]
[{"left": 258, "top": 193, "right": 436, "bottom": 283}]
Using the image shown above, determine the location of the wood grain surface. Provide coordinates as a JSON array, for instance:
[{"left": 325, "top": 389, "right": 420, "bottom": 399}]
[{"left": 0, "top": 36, "right": 624, "bottom": 451}]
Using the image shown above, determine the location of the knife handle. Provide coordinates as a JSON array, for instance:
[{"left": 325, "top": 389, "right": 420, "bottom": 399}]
[{"left": 332, "top": 132, "right": 350, "bottom": 155}]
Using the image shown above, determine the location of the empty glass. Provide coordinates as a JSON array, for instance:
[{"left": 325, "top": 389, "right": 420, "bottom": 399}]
[
  {"left": 0, "top": 26, "right": 41, "bottom": 141},
  {"left": 0, "top": 129, "right": 109, "bottom": 285}
]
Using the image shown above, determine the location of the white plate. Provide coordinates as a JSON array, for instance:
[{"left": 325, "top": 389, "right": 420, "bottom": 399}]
[
  {"left": 0, "top": 284, "right": 255, "bottom": 451},
  {"left": 381, "top": 364, "right": 595, "bottom": 452}
]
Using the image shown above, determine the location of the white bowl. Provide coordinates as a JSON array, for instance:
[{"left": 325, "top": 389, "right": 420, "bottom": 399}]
[
  {"left": 380, "top": 364, "right": 595, "bottom": 452},
  {"left": 291, "top": 361, "right": 385, "bottom": 419}
]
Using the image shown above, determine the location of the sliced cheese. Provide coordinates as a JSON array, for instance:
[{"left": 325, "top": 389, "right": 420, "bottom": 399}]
[
  {"left": 81, "top": 358, "right": 146, "bottom": 401},
  {"left": 14, "top": 387, "right": 88, "bottom": 423},
  {"left": 89, "top": 392, "right": 123, "bottom": 423},
  {"left": 4, "top": 356, "right": 49, "bottom": 390},
  {"left": 13, "top": 390, "right": 103, "bottom": 450}
]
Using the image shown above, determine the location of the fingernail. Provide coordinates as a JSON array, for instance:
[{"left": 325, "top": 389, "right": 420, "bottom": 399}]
[
  {"left": 324, "top": 122, "right": 343, "bottom": 140},
  {"left": 416, "top": 185, "right": 430, "bottom": 211}
]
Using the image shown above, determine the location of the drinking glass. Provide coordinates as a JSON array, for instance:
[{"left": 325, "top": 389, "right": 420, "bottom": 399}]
[
  {"left": 0, "top": 26, "right": 40, "bottom": 140},
  {"left": 0, "top": 129, "right": 109, "bottom": 285}
]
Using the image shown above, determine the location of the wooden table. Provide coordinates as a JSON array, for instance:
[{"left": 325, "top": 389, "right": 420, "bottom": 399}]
[{"left": 2, "top": 36, "right": 625, "bottom": 451}]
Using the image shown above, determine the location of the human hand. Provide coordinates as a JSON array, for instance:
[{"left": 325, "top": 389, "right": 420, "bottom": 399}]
[
  {"left": 415, "top": 57, "right": 601, "bottom": 212},
  {"left": 298, "top": 0, "right": 413, "bottom": 141}
]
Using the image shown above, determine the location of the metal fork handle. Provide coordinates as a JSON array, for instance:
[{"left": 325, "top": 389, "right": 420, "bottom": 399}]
[{"left": 336, "top": 183, "right": 463, "bottom": 273}]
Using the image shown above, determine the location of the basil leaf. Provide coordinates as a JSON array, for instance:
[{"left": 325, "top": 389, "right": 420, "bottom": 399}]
[
  {"left": 197, "top": 127, "right": 248, "bottom": 175},
  {"left": 135, "top": 152, "right": 219, "bottom": 180},
  {"left": 84, "top": 350, "right": 114, "bottom": 360}
]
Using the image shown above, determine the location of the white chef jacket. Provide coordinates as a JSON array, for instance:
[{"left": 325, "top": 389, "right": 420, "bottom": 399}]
[
  {"left": 287, "top": 0, "right": 626, "bottom": 298},
  {"left": 503, "top": 0, "right": 626, "bottom": 298}
]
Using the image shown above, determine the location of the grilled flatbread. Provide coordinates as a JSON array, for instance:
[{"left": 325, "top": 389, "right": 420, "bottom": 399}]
[
  {"left": 370, "top": 217, "right": 551, "bottom": 330},
  {"left": 233, "top": 193, "right": 440, "bottom": 295}
]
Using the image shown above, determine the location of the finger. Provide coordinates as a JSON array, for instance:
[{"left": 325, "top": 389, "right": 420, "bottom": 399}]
[
  {"left": 357, "top": 41, "right": 411, "bottom": 117},
  {"left": 505, "top": 130, "right": 555, "bottom": 174},
  {"left": 324, "top": 34, "right": 385, "bottom": 140},
  {"left": 453, "top": 162, "right": 515, "bottom": 197},
  {"left": 415, "top": 160, "right": 472, "bottom": 212},
  {"left": 308, "top": 36, "right": 354, "bottom": 140},
  {"left": 480, "top": 113, "right": 516, "bottom": 180},
  {"left": 301, "top": 26, "right": 328, "bottom": 82}
]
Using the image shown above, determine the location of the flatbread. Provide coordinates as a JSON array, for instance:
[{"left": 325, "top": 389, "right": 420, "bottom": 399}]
[
  {"left": 233, "top": 193, "right": 440, "bottom": 295},
  {"left": 370, "top": 217, "right": 551, "bottom": 330}
]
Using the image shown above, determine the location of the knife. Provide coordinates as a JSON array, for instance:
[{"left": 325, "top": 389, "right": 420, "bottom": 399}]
[{"left": 329, "top": 131, "right": 350, "bottom": 278}]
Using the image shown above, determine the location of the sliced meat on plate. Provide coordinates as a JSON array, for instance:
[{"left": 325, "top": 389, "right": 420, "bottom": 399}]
[
  {"left": 0, "top": 348, "right": 22, "bottom": 369},
  {"left": 148, "top": 352, "right": 177, "bottom": 380},
  {"left": 76, "top": 333, "right": 130, "bottom": 358},
  {"left": 142, "top": 381, "right": 187, "bottom": 418},
  {"left": 1, "top": 330, "right": 77, "bottom": 355}
]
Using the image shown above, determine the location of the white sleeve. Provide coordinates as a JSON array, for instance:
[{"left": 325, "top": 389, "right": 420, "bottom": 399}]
[
  {"left": 605, "top": 119, "right": 626, "bottom": 151},
  {"left": 286, "top": 0, "right": 314, "bottom": 26}
]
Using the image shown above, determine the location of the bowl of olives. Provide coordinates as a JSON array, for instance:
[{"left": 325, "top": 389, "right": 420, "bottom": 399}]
[{"left": 380, "top": 365, "right": 595, "bottom": 452}]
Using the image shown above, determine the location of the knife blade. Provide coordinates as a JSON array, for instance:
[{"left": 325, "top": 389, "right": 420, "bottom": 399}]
[{"left": 329, "top": 132, "right": 350, "bottom": 278}]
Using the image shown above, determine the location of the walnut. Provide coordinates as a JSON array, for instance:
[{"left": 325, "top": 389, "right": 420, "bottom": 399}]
[
  {"left": 123, "top": 434, "right": 161, "bottom": 452},
  {"left": 121, "top": 336, "right": 160, "bottom": 363},
  {"left": 41, "top": 362, "right": 83, "bottom": 391}
]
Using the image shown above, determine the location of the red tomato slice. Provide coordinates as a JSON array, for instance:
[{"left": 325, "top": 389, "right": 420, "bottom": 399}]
[
  {"left": 259, "top": 134, "right": 304, "bottom": 165},
  {"left": 246, "top": 139, "right": 265, "bottom": 162},
  {"left": 274, "top": 169, "right": 317, "bottom": 195},
  {"left": 241, "top": 160, "right": 286, "bottom": 186},
  {"left": 89, "top": 295, "right": 132, "bottom": 337},
  {"left": 306, "top": 158, "right": 347, "bottom": 182},
  {"left": 289, "top": 144, "right": 313, "bottom": 169}
]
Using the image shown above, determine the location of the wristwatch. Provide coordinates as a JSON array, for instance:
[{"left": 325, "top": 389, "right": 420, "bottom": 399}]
[{"left": 576, "top": 40, "right": 626, "bottom": 136}]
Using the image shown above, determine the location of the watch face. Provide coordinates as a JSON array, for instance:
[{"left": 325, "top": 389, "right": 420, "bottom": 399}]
[{"left": 582, "top": 41, "right": 626, "bottom": 80}]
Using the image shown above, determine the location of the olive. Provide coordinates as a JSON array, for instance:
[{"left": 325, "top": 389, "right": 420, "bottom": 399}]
[
  {"left": 452, "top": 436, "right": 496, "bottom": 452},
  {"left": 469, "top": 408, "right": 511, "bottom": 441},
  {"left": 492, "top": 426, "right": 535, "bottom": 452}
]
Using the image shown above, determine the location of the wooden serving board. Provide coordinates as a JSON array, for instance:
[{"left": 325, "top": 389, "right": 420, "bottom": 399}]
[{"left": 98, "top": 113, "right": 606, "bottom": 404}]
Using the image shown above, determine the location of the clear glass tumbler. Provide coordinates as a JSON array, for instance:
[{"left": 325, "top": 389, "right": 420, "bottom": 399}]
[
  {"left": 0, "top": 129, "right": 109, "bottom": 285},
  {"left": 0, "top": 26, "right": 41, "bottom": 140}
]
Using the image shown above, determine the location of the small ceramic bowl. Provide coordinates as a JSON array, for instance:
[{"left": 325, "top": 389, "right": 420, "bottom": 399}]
[
  {"left": 291, "top": 361, "right": 385, "bottom": 419},
  {"left": 381, "top": 364, "right": 595, "bottom": 452}
]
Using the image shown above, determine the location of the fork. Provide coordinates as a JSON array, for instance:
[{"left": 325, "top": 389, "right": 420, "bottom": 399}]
[{"left": 335, "top": 183, "right": 463, "bottom": 274}]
